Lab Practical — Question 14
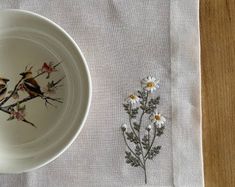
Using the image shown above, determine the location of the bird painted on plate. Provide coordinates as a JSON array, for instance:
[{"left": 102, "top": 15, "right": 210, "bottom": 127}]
[
  {"left": 20, "top": 67, "right": 43, "bottom": 97},
  {"left": 0, "top": 77, "right": 10, "bottom": 101}
]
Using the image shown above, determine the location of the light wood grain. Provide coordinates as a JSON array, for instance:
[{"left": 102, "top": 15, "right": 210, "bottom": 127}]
[{"left": 200, "top": 1, "right": 235, "bottom": 186}]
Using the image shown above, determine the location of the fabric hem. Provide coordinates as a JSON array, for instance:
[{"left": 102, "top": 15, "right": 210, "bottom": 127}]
[{"left": 170, "top": 0, "right": 204, "bottom": 186}]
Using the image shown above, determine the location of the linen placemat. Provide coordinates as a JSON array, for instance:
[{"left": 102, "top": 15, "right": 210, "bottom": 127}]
[{"left": 0, "top": 0, "right": 203, "bottom": 186}]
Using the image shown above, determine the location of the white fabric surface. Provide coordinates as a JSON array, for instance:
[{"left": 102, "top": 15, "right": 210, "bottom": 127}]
[{"left": 0, "top": 0, "right": 203, "bottom": 186}]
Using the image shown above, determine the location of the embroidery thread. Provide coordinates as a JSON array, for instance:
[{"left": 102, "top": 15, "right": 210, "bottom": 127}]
[
  {"left": 0, "top": 62, "right": 64, "bottom": 128},
  {"left": 121, "top": 76, "right": 166, "bottom": 184}
]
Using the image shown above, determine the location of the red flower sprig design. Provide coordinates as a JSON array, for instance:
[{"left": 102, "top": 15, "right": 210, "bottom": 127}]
[{"left": 40, "top": 62, "right": 58, "bottom": 79}]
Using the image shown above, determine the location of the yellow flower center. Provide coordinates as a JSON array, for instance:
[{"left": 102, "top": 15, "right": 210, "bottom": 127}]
[
  {"left": 155, "top": 115, "right": 161, "bottom": 121},
  {"left": 147, "top": 82, "right": 155, "bottom": 88},
  {"left": 129, "top": 95, "right": 137, "bottom": 100}
]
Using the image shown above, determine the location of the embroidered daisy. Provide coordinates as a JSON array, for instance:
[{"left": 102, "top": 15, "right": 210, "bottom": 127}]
[
  {"left": 150, "top": 111, "right": 166, "bottom": 127},
  {"left": 141, "top": 76, "right": 160, "bottom": 93},
  {"left": 126, "top": 94, "right": 140, "bottom": 105}
]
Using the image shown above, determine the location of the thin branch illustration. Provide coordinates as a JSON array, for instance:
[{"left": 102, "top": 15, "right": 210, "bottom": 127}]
[
  {"left": 22, "top": 118, "right": 37, "bottom": 128},
  {"left": 0, "top": 62, "right": 64, "bottom": 128},
  {"left": 0, "top": 105, "right": 36, "bottom": 128},
  {"left": 0, "top": 78, "right": 23, "bottom": 106},
  {"left": 2, "top": 78, "right": 63, "bottom": 109},
  {"left": 34, "top": 62, "right": 61, "bottom": 79},
  {"left": 121, "top": 76, "right": 166, "bottom": 184}
]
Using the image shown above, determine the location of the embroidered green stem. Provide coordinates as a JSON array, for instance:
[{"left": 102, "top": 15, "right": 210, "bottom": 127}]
[
  {"left": 147, "top": 130, "right": 151, "bottom": 150},
  {"left": 128, "top": 116, "right": 139, "bottom": 141},
  {"left": 144, "top": 164, "right": 147, "bottom": 184},
  {"left": 130, "top": 104, "right": 149, "bottom": 183},
  {"left": 144, "top": 125, "right": 157, "bottom": 159},
  {"left": 138, "top": 92, "right": 148, "bottom": 183},
  {"left": 138, "top": 92, "right": 148, "bottom": 135},
  {"left": 127, "top": 99, "right": 149, "bottom": 183}
]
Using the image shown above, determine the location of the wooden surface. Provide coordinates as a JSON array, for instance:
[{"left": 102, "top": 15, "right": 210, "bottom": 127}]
[{"left": 200, "top": 1, "right": 235, "bottom": 186}]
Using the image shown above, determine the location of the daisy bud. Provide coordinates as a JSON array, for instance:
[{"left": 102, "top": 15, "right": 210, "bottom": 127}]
[
  {"left": 121, "top": 124, "right": 127, "bottom": 131},
  {"left": 146, "top": 124, "right": 152, "bottom": 131},
  {"left": 154, "top": 122, "right": 162, "bottom": 128}
]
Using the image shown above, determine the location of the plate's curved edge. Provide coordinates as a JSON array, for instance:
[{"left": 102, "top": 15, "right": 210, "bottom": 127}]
[{"left": 0, "top": 9, "right": 92, "bottom": 173}]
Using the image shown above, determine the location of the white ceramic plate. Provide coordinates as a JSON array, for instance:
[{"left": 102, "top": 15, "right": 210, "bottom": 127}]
[{"left": 0, "top": 9, "right": 91, "bottom": 173}]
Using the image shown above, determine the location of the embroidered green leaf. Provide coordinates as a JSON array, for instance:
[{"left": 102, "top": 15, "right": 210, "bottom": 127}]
[
  {"left": 146, "top": 96, "right": 160, "bottom": 114},
  {"left": 125, "top": 151, "right": 140, "bottom": 167},
  {"left": 138, "top": 90, "right": 148, "bottom": 101},
  {"left": 140, "top": 105, "right": 146, "bottom": 111},
  {"left": 141, "top": 135, "right": 150, "bottom": 150},
  {"left": 125, "top": 131, "right": 139, "bottom": 144},
  {"left": 135, "top": 145, "right": 142, "bottom": 156},
  {"left": 133, "top": 122, "right": 140, "bottom": 131},
  {"left": 130, "top": 107, "right": 139, "bottom": 118},
  {"left": 156, "top": 126, "right": 165, "bottom": 137},
  {"left": 140, "top": 100, "right": 145, "bottom": 105},
  {"left": 123, "top": 103, "right": 130, "bottom": 112},
  {"left": 150, "top": 96, "right": 160, "bottom": 105},
  {"left": 147, "top": 146, "right": 161, "bottom": 160}
]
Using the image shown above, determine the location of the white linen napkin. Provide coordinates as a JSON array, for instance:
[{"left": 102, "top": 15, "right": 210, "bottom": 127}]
[{"left": 0, "top": 0, "right": 203, "bottom": 186}]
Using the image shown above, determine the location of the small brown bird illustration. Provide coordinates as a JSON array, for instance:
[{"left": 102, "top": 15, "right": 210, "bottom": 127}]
[
  {"left": 0, "top": 77, "right": 10, "bottom": 101},
  {"left": 20, "top": 67, "right": 43, "bottom": 97}
]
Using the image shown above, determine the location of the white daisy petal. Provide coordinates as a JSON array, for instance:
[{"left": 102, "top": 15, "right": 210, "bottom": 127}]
[
  {"left": 141, "top": 79, "right": 148, "bottom": 85},
  {"left": 162, "top": 116, "right": 166, "bottom": 123},
  {"left": 149, "top": 76, "right": 156, "bottom": 82}
]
